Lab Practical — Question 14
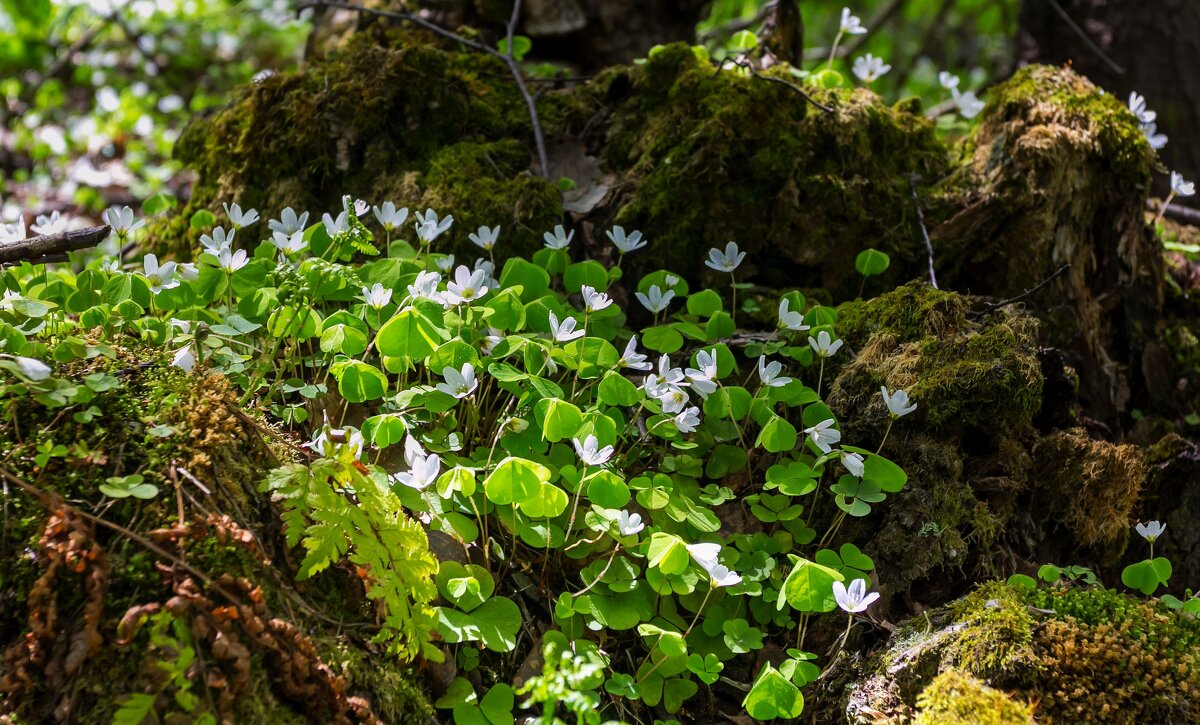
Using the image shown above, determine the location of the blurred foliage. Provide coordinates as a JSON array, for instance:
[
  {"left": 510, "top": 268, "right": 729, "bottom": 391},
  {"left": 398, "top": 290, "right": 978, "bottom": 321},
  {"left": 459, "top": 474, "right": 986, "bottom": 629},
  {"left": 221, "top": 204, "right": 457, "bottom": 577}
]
[
  {"left": 0, "top": 0, "right": 307, "bottom": 213},
  {"left": 699, "top": 0, "right": 1020, "bottom": 107}
]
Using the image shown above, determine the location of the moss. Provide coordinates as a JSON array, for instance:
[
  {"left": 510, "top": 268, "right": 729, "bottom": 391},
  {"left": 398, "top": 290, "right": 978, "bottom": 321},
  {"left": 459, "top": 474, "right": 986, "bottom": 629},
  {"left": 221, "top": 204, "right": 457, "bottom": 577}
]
[
  {"left": 1033, "top": 428, "right": 1144, "bottom": 549},
  {"left": 913, "top": 671, "right": 1034, "bottom": 725},
  {"left": 836, "top": 280, "right": 970, "bottom": 345}
]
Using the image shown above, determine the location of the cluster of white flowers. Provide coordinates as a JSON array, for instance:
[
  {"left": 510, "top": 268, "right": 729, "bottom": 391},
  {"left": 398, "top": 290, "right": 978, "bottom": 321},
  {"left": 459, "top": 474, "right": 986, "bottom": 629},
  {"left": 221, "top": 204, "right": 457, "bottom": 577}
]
[{"left": 1129, "top": 92, "right": 1168, "bottom": 150}]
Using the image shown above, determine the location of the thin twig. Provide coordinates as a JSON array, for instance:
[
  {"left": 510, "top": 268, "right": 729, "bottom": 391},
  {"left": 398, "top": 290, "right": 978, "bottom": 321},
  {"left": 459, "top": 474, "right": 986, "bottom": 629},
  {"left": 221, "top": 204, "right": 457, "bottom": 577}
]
[
  {"left": 908, "top": 174, "right": 938, "bottom": 288},
  {"left": 297, "top": 0, "right": 550, "bottom": 178},
  {"left": 0, "top": 224, "right": 111, "bottom": 266},
  {"left": 717, "top": 57, "right": 835, "bottom": 115},
  {"left": 1044, "top": 0, "right": 1125, "bottom": 76},
  {"left": 970, "top": 263, "right": 1071, "bottom": 317}
]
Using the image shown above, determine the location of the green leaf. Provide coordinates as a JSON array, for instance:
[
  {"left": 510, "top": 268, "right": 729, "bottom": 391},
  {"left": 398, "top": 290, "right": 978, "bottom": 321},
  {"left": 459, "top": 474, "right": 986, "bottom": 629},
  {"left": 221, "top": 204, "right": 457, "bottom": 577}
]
[
  {"left": 647, "top": 532, "right": 690, "bottom": 576},
  {"left": 778, "top": 556, "right": 843, "bottom": 613},
  {"left": 534, "top": 397, "right": 583, "bottom": 442},
  {"left": 687, "top": 289, "right": 724, "bottom": 317},
  {"left": 598, "top": 371, "right": 639, "bottom": 406},
  {"left": 499, "top": 258, "right": 550, "bottom": 302},
  {"left": 564, "top": 260, "right": 608, "bottom": 292},
  {"left": 855, "top": 248, "right": 890, "bottom": 277},
  {"left": 643, "top": 325, "right": 683, "bottom": 354},
  {"left": 743, "top": 664, "right": 804, "bottom": 720},
  {"left": 864, "top": 454, "right": 907, "bottom": 492},
  {"left": 473, "top": 597, "right": 521, "bottom": 652},
  {"left": 755, "top": 414, "right": 797, "bottom": 453},
  {"left": 1121, "top": 557, "right": 1172, "bottom": 595},
  {"left": 361, "top": 414, "right": 406, "bottom": 448},
  {"left": 483, "top": 457, "right": 551, "bottom": 506},
  {"left": 320, "top": 324, "right": 368, "bottom": 356},
  {"left": 497, "top": 35, "right": 532, "bottom": 61},
  {"left": 335, "top": 361, "right": 388, "bottom": 403},
  {"left": 375, "top": 306, "right": 444, "bottom": 360},
  {"left": 190, "top": 209, "right": 216, "bottom": 230}
]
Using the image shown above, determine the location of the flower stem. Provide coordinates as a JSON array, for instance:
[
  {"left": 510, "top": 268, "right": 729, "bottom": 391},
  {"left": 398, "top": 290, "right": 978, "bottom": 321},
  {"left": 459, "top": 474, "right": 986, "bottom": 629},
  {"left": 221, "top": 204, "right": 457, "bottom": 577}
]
[
  {"left": 827, "top": 30, "right": 844, "bottom": 69},
  {"left": 1155, "top": 191, "right": 1177, "bottom": 226}
]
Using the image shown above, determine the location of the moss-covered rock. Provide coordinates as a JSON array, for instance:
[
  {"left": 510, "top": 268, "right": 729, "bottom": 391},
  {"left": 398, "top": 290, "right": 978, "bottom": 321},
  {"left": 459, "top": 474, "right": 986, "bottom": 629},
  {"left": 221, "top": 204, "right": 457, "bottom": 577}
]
[
  {"left": 838, "top": 581, "right": 1200, "bottom": 723},
  {"left": 0, "top": 350, "right": 432, "bottom": 723}
]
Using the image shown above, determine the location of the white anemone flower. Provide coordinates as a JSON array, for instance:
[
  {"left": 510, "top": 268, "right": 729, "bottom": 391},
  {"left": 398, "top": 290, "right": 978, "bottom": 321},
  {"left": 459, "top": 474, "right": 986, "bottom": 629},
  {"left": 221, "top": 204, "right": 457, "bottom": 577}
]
[
  {"left": 445, "top": 266, "right": 489, "bottom": 305},
  {"left": 808, "top": 330, "right": 843, "bottom": 358},
  {"left": 143, "top": 254, "right": 179, "bottom": 294},
  {"left": 223, "top": 202, "right": 259, "bottom": 229},
  {"left": 635, "top": 284, "right": 675, "bottom": 314},
  {"left": 954, "top": 89, "right": 985, "bottom": 120},
  {"left": 201, "top": 226, "right": 234, "bottom": 255},
  {"left": 361, "top": 283, "right": 393, "bottom": 310},
  {"left": 103, "top": 205, "right": 144, "bottom": 238},
  {"left": 392, "top": 436, "right": 441, "bottom": 491},
  {"left": 0, "top": 216, "right": 26, "bottom": 245},
  {"left": 1128, "top": 91, "right": 1156, "bottom": 125},
  {"left": 686, "top": 542, "right": 742, "bottom": 587},
  {"left": 1142, "top": 122, "right": 1168, "bottom": 150},
  {"left": 756, "top": 355, "right": 792, "bottom": 388},
  {"left": 542, "top": 224, "right": 574, "bottom": 250},
  {"left": 852, "top": 54, "right": 891, "bottom": 83},
  {"left": 619, "top": 336, "right": 652, "bottom": 371},
  {"left": 436, "top": 363, "right": 478, "bottom": 399},
  {"left": 1172, "top": 171, "right": 1196, "bottom": 197},
  {"left": 607, "top": 226, "right": 647, "bottom": 254},
  {"left": 307, "top": 426, "right": 366, "bottom": 460},
  {"left": 615, "top": 510, "right": 644, "bottom": 536},
  {"left": 271, "top": 230, "right": 307, "bottom": 255},
  {"left": 218, "top": 248, "right": 248, "bottom": 274},
  {"left": 1135, "top": 520, "right": 1166, "bottom": 543},
  {"left": 31, "top": 210, "right": 68, "bottom": 236},
  {"left": 839, "top": 7, "right": 867, "bottom": 35},
  {"left": 674, "top": 406, "right": 702, "bottom": 433},
  {"left": 580, "top": 285, "right": 613, "bottom": 313},
  {"left": 172, "top": 345, "right": 196, "bottom": 372},
  {"left": 407, "top": 270, "right": 444, "bottom": 304},
  {"left": 938, "top": 71, "right": 960, "bottom": 91},
  {"left": 372, "top": 201, "right": 409, "bottom": 232},
  {"left": 573, "top": 434, "right": 615, "bottom": 466},
  {"left": 778, "top": 298, "right": 810, "bottom": 332},
  {"left": 841, "top": 451, "right": 865, "bottom": 478},
  {"left": 704, "top": 241, "right": 745, "bottom": 273},
  {"left": 881, "top": 386, "right": 917, "bottom": 417},
  {"left": 833, "top": 578, "right": 879, "bottom": 613},
  {"left": 268, "top": 207, "right": 309, "bottom": 236},
  {"left": 805, "top": 418, "right": 841, "bottom": 454},
  {"left": 322, "top": 211, "right": 349, "bottom": 238},
  {"left": 469, "top": 225, "right": 500, "bottom": 251},
  {"left": 548, "top": 311, "right": 585, "bottom": 342}
]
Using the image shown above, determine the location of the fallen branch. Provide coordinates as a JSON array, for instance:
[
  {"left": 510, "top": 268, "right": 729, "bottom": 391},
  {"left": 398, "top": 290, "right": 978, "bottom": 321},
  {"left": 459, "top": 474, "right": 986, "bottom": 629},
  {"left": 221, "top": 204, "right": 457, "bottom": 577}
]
[
  {"left": 715, "top": 57, "right": 835, "bottom": 115},
  {"left": 297, "top": 0, "right": 550, "bottom": 178},
  {"left": 0, "top": 225, "right": 110, "bottom": 266},
  {"left": 970, "top": 263, "right": 1070, "bottom": 317},
  {"left": 909, "top": 174, "right": 938, "bottom": 288}
]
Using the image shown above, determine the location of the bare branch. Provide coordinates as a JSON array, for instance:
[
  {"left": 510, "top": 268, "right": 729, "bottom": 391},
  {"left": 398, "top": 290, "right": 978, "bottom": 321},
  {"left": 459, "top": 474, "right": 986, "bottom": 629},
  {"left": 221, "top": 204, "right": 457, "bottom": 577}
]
[
  {"left": 0, "top": 225, "right": 111, "bottom": 267},
  {"left": 970, "top": 263, "right": 1071, "bottom": 317},
  {"left": 717, "top": 57, "right": 835, "bottom": 115},
  {"left": 909, "top": 174, "right": 938, "bottom": 288}
]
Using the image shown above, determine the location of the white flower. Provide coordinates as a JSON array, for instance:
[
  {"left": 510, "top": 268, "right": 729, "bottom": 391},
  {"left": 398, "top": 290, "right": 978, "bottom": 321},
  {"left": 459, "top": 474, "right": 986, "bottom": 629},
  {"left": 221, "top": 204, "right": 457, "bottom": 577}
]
[
  {"left": 548, "top": 311, "right": 585, "bottom": 343},
  {"left": 839, "top": 6, "right": 867, "bottom": 35},
  {"left": 686, "top": 349, "right": 719, "bottom": 398},
  {"left": 778, "top": 298, "right": 810, "bottom": 332},
  {"left": 143, "top": 254, "right": 179, "bottom": 294},
  {"left": 218, "top": 248, "right": 248, "bottom": 273},
  {"left": 832, "top": 578, "right": 879, "bottom": 614},
  {"left": 664, "top": 274, "right": 680, "bottom": 289},
  {"left": 808, "top": 330, "right": 843, "bottom": 358},
  {"left": 687, "top": 543, "right": 742, "bottom": 587},
  {"left": 372, "top": 201, "right": 409, "bottom": 231},
  {"left": 1142, "top": 122, "right": 1168, "bottom": 150},
  {"left": 881, "top": 386, "right": 917, "bottom": 417},
  {"left": 580, "top": 285, "right": 613, "bottom": 313},
  {"left": 101, "top": 258, "right": 121, "bottom": 274},
  {"left": 543, "top": 224, "right": 574, "bottom": 250},
  {"left": 1129, "top": 91, "right": 1156, "bottom": 125},
  {"left": 352, "top": 198, "right": 370, "bottom": 217},
  {"left": 756, "top": 355, "right": 792, "bottom": 388},
  {"left": 615, "top": 510, "right": 644, "bottom": 536},
  {"left": 619, "top": 336, "right": 652, "bottom": 371},
  {"left": 938, "top": 71, "right": 960, "bottom": 91},
  {"left": 177, "top": 263, "right": 199, "bottom": 281},
  {"left": 607, "top": 226, "right": 647, "bottom": 254},
  {"left": 169, "top": 319, "right": 192, "bottom": 334},
  {"left": 445, "top": 265, "right": 489, "bottom": 305},
  {"left": 172, "top": 345, "right": 196, "bottom": 372},
  {"left": 436, "top": 363, "right": 478, "bottom": 399},
  {"left": 480, "top": 327, "right": 504, "bottom": 356},
  {"left": 674, "top": 406, "right": 702, "bottom": 433},
  {"left": 469, "top": 225, "right": 500, "bottom": 251},
  {"left": 307, "top": 426, "right": 366, "bottom": 460},
  {"left": 362, "top": 283, "right": 393, "bottom": 310},
  {"left": 805, "top": 418, "right": 841, "bottom": 454},
  {"left": 1135, "top": 520, "right": 1166, "bottom": 543},
  {"left": 31, "top": 210, "right": 68, "bottom": 236},
  {"left": 407, "top": 270, "right": 444, "bottom": 303},
  {"left": 271, "top": 230, "right": 307, "bottom": 255},
  {"left": 392, "top": 436, "right": 441, "bottom": 491},
  {"left": 705, "top": 241, "right": 745, "bottom": 273},
  {"left": 323, "top": 211, "right": 349, "bottom": 238},
  {"left": 200, "top": 226, "right": 235, "bottom": 255},
  {"left": 223, "top": 202, "right": 259, "bottom": 229},
  {"left": 435, "top": 254, "right": 455, "bottom": 273},
  {"left": 841, "top": 451, "right": 865, "bottom": 478},
  {"left": 657, "top": 385, "right": 690, "bottom": 415},
  {"left": 103, "top": 206, "right": 144, "bottom": 238},
  {"left": 852, "top": 54, "right": 891, "bottom": 83},
  {"left": 268, "top": 207, "right": 309, "bottom": 236},
  {"left": 635, "top": 284, "right": 675, "bottom": 314},
  {"left": 573, "top": 434, "right": 615, "bottom": 466},
  {"left": 1172, "top": 171, "right": 1196, "bottom": 197},
  {"left": 0, "top": 216, "right": 25, "bottom": 245},
  {"left": 415, "top": 209, "right": 453, "bottom": 243},
  {"left": 657, "top": 354, "right": 686, "bottom": 387},
  {"left": 954, "top": 89, "right": 985, "bottom": 120},
  {"left": 9, "top": 355, "right": 52, "bottom": 381}
]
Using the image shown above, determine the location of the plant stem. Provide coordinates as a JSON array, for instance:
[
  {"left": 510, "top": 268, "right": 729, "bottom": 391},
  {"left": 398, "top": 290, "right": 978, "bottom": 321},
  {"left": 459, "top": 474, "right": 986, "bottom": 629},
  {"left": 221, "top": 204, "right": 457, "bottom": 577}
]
[{"left": 828, "top": 30, "right": 844, "bottom": 68}]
